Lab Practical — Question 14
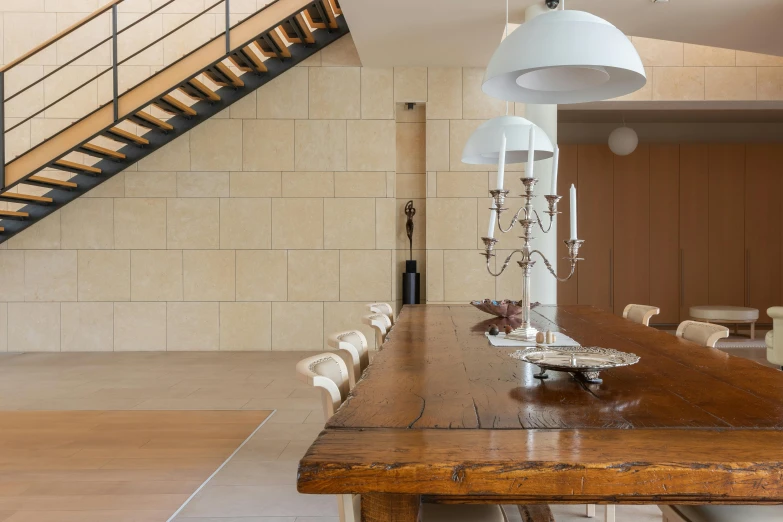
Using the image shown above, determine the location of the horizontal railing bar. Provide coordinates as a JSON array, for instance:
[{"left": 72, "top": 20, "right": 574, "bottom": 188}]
[
  {"left": 4, "top": 0, "right": 178, "bottom": 105},
  {"left": 118, "top": 0, "right": 225, "bottom": 67},
  {"left": 6, "top": 39, "right": 113, "bottom": 104},
  {"left": 0, "top": 0, "right": 126, "bottom": 73},
  {"left": 6, "top": 67, "right": 111, "bottom": 133}
]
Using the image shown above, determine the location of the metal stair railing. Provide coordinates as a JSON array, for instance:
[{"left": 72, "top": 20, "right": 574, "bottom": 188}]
[{"left": 0, "top": 0, "right": 269, "bottom": 188}]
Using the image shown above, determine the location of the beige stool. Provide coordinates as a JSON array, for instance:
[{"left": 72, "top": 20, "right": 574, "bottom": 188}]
[
  {"left": 296, "top": 353, "right": 506, "bottom": 522},
  {"left": 622, "top": 304, "right": 661, "bottom": 327},
  {"left": 367, "top": 302, "right": 395, "bottom": 326},
  {"left": 676, "top": 320, "right": 730, "bottom": 348},
  {"left": 689, "top": 305, "right": 759, "bottom": 339},
  {"left": 362, "top": 313, "right": 392, "bottom": 349},
  {"left": 660, "top": 504, "right": 783, "bottom": 522},
  {"left": 327, "top": 329, "right": 369, "bottom": 388}
]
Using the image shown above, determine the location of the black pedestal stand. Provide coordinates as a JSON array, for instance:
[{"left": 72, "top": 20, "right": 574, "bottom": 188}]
[{"left": 402, "top": 260, "right": 420, "bottom": 305}]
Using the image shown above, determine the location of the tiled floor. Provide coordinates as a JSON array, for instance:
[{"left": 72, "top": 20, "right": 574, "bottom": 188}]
[{"left": 5, "top": 348, "right": 772, "bottom": 521}]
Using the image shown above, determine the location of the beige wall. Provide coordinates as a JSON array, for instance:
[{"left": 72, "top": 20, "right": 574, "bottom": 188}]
[
  {"left": 0, "top": 0, "right": 782, "bottom": 351},
  {"left": 618, "top": 37, "right": 783, "bottom": 102}
]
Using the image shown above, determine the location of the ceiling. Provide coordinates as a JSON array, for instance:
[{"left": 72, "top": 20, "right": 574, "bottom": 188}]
[{"left": 339, "top": 0, "right": 783, "bottom": 67}]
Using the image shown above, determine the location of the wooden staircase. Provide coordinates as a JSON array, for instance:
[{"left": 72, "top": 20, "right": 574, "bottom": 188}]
[{"left": 0, "top": 0, "right": 347, "bottom": 243}]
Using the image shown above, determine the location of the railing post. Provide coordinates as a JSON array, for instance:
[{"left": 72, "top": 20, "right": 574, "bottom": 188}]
[
  {"left": 112, "top": 4, "right": 119, "bottom": 122},
  {"left": 0, "top": 70, "right": 5, "bottom": 189},
  {"left": 225, "top": 0, "right": 231, "bottom": 54}
]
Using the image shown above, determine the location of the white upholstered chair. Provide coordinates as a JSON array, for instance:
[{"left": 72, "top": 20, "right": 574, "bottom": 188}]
[
  {"left": 367, "top": 302, "right": 395, "bottom": 326},
  {"left": 766, "top": 306, "right": 783, "bottom": 368},
  {"left": 660, "top": 504, "right": 783, "bottom": 522},
  {"left": 623, "top": 304, "right": 661, "bottom": 327},
  {"left": 362, "top": 313, "right": 392, "bottom": 349},
  {"left": 327, "top": 329, "right": 370, "bottom": 388},
  {"left": 296, "top": 353, "right": 359, "bottom": 522},
  {"left": 296, "top": 353, "right": 506, "bottom": 522},
  {"left": 675, "top": 320, "right": 730, "bottom": 348}
]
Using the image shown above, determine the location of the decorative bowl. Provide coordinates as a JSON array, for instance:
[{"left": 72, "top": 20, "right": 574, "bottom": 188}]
[
  {"left": 470, "top": 299, "right": 523, "bottom": 318},
  {"left": 509, "top": 346, "right": 640, "bottom": 384}
]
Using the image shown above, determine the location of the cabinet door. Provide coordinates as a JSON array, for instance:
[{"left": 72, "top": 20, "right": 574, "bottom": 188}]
[
  {"left": 649, "top": 144, "right": 680, "bottom": 324},
  {"left": 557, "top": 144, "right": 579, "bottom": 306},
  {"left": 613, "top": 145, "right": 650, "bottom": 316},
  {"left": 745, "top": 144, "right": 782, "bottom": 322},
  {"left": 679, "top": 144, "right": 710, "bottom": 321},
  {"left": 577, "top": 144, "right": 614, "bottom": 312},
  {"left": 708, "top": 144, "right": 745, "bottom": 307}
]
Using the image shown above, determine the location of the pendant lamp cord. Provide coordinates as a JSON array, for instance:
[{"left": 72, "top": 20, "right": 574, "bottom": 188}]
[{"left": 505, "top": 0, "right": 509, "bottom": 115}]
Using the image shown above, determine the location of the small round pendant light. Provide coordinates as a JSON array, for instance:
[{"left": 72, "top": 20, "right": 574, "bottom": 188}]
[
  {"left": 462, "top": 115, "right": 553, "bottom": 165},
  {"left": 608, "top": 126, "right": 638, "bottom": 156},
  {"left": 482, "top": 9, "right": 646, "bottom": 104}
]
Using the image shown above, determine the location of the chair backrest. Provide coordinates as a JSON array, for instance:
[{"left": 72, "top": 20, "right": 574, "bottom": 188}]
[
  {"left": 623, "top": 304, "right": 661, "bottom": 327},
  {"left": 327, "top": 329, "right": 369, "bottom": 388},
  {"left": 676, "top": 320, "right": 730, "bottom": 348},
  {"left": 767, "top": 306, "right": 783, "bottom": 366},
  {"left": 367, "top": 302, "right": 395, "bottom": 326},
  {"left": 296, "top": 353, "right": 351, "bottom": 419},
  {"left": 362, "top": 313, "right": 392, "bottom": 349}
]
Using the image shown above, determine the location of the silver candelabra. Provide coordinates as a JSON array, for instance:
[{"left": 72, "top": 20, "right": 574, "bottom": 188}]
[{"left": 481, "top": 176, "right": 584, "bottom": 341}]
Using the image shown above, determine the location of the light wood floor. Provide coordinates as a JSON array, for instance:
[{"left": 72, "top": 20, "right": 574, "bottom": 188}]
[{"left": 0, "top": 410, "right": 270, "bottom": 522}]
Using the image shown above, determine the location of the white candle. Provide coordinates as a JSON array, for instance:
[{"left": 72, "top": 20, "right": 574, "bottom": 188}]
[
  {"left": 570, "top": 184, "right": 578, "bottom": 240},
  {"left": 526, "top": 126, "right": 536, "bottom": 178},
  {"left": 495, "top": 132, "right": 507, "bottom": 190},
  {"left": 550, "top": 145, "right": 559, "bottom": 195},
  {"left": 487, "top": 208, "right": 497, "bottom": 239}
]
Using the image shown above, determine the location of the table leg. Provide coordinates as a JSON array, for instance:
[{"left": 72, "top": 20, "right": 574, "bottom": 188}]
[
  {"left": 361, "top": 493, "right": 420, "bottom": 522},
  {"left": 751, "top": 322, "right": 755, "bottom": 340}
]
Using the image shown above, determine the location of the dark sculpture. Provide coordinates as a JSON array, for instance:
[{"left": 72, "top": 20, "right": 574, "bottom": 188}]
[{"left": 404, "top": 200, "right": 415, "bottom": 261}]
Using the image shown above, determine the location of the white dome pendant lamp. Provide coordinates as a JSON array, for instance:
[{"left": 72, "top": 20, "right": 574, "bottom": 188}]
[
  {"left": 482, "top": 1, "right": 646, "bottom": 104},
  {"left": 462, "top": 116, "right": 553, "bottom": 166}
]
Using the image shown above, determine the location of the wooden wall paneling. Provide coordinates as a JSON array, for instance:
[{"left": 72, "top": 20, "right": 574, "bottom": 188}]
[
  {"left": 577, "top": 144, "right": 614, "bottom": 312},
  {"left": 679, "top": 145, "right": 710, "bottom": 321},
  {"left": 557, "top": 144, "right": 579, "bottom": 306},
  {"left": 745, "top": 144, "right": 782, "bottom": 323},
  {"left": 613, "top": 145, "right": 651, "bottom": 316},
  {"left": 708, "top": 144, "right": 746, "bottom": 307},
  {"left": 649, "top": 144, "right": 680, "bottom": 324}
]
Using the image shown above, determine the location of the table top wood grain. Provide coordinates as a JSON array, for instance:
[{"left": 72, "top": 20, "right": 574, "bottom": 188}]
[{"left": 298, "top": 305, "right": 783, "bottom": 503}]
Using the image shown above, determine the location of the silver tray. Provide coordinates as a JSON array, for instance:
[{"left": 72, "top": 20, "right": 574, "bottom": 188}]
[{"left": 509, "top": 346, "right": 640, "bottom": 384}]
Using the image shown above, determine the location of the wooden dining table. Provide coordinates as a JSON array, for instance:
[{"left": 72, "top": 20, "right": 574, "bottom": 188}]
[{"left": 297, "top": 304, "right": 783, "bottom": 521}]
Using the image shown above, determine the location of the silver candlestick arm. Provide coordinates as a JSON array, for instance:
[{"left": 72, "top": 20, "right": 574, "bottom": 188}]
[{"left": 480, "top": 176, "right": 585, "bottom": 342}]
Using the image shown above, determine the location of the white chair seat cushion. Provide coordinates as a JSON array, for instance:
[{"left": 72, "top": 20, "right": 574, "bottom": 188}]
[
  {"left": 670, "top": 505, "right": 783, "bottom": 522},
  {"left": 689, "top": 306, "right": 759, "bottom": 321},
  {"left": 422, "top": 503, "right": 506, "bottom": 522}
]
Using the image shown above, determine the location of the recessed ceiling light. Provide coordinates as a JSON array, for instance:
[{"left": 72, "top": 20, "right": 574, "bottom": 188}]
[{"left": 652, "top": 0, "right": 670, "bottom": 3}]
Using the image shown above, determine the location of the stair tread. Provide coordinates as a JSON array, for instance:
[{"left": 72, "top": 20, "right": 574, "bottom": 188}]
[
  {"left": 0, "top": 210, "right": 29, "bottom": 218},
  {"left": 229, "top": 47, "right": 268, "bottom": 73},
  {"left": 81, "top": 143, "right": 126, "bottom": 160},
  {"left": 54, "top": 159, "right": 102, "bottom": 174},
  {"left": 28, "top": 175, "right": 78, "bottom": 189},
  {"left": 134, "top": 111, "right": 175, "bottom": 131},
  {"left": 158, "top": 95, "right": 197, "bottom": 116},
  {"left": 182, "top": 79, "right": 221, "bottom": 102},
  {"left": 0, "top": 192, "right": 53, "bottom": 204},
  {"left": 107, "top": 127, "right": 150, "bottom": 145},
  {"left": 214, "top": 62, "right": 245, "bottom": 88}
]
